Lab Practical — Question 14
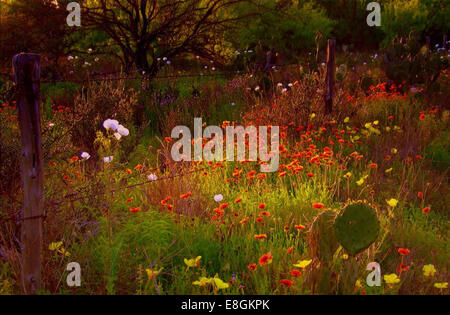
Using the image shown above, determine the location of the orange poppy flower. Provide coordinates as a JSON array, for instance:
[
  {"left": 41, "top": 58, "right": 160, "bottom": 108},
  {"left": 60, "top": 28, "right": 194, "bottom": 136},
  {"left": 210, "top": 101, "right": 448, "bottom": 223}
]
[
  {"left": 254, "top": 234, "right": 267, "bottom": 240},
  {"left": 129, "top": 207, "right": 140, "bottom": 213},
  {"left": 180, "top": 192, "right": 192, "bottom": 199},
  {"left": 295, "top": 224, "right": 305, "bottom": 230},
  {"left": 235, "top": 197, "right": 242, "bottom": 203},
  {"left": 240, "top": 217, "right": 249, "bottom": 224}
]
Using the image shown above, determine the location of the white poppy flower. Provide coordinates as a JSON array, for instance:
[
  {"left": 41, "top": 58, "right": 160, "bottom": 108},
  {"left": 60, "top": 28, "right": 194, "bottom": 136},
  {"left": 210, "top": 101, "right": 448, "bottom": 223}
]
[
  {"left": 117, "top": 125, "right": 129, "bottom": 136},
  {"left": 81, "top": 152, "right": 90, "bottom": 160},
  {"left": 103, "top": 119, "right": 119, "bottom": 131},
  {"left": 147, "top": 174, "right": 158, "bottom": 181},
  {"left": 114, "top": 133, "right": 122, "bottom": 140},
  {"left": 103, "top": 156, "right": 113, "bottom": 163},
  {"left": 214, "top": 194, "right": 224, "bottom": 202}
]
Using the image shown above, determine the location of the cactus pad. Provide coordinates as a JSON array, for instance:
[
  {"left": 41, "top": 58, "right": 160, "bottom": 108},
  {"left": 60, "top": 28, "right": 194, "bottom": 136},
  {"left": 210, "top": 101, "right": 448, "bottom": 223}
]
[
  {"left": 310, "top": 210, "right": 339, "bottom": 263},
  {"left": 334, "top": 202, "right": 379, "bottom": 255}
]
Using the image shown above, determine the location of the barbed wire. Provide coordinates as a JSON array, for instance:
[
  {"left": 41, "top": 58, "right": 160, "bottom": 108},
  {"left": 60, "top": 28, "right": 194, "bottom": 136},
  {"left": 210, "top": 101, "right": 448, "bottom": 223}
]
[
  {"left": 0, "top": 62, "right": 300, "bottom": 85},
  {"left": 0, "top": 164, "right": 216, "bottom": 224}
]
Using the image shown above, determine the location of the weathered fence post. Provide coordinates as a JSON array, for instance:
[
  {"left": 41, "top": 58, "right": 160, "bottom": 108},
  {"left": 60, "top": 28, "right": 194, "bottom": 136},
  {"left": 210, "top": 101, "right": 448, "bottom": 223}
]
[
  {"left": 13, "top": 53, "right": 43, "bottom": 295},
  {"left": 443, "top": 35, "right": 448, "bottom": 50},
  {"left": 324, "top": 39, "right": 336, "bottom": 114}
]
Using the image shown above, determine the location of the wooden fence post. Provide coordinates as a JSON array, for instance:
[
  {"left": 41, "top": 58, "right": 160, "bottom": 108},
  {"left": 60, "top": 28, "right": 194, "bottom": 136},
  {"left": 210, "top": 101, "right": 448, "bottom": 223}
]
[
  {"left": 443, "top": 35, "right": 447, "bottom": 51},
  {"left": 13, "top": 53, "right": 43, "bottom": 295},
  {"left": 324, "top": 39, "right": 336, "bottom": 114}
]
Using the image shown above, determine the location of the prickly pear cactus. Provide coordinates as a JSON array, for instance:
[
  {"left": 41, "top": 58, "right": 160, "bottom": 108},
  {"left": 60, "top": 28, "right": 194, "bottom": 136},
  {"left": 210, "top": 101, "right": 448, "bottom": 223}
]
[
  {"left": 334, "top": 202, "right": 379, "bottom": 256},
  {"left": 310, "top": 210, "right": 339, "bottom": 263}
]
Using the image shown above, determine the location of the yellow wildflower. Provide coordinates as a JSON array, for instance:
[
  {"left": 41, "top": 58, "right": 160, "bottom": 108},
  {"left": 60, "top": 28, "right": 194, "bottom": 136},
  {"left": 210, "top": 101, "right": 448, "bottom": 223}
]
[
  {"left": 423, "top": 264, "right": 437, "bottom": 277},
  {"left": 49, "top": 241, "right": 63, "bottom": 251},
  {"left": 387, "top": 198, "right": 398, "bottom": 207},
  {"left": 384, "top": 273, "right": 400, "bottom": 285},
  {"left": 193, "top": 277, "right": 213, "bottom": 287},
  {"left": 146, "top": 267, "right": 163, "bottom": 279},
  {"left": 184, "top": 256, "right": 201, "bottom": 268},
  {"left": 344, "top": 172, "right": 352, "bottom": 179},
  {"left": 293, "top": 259, "right": 312, "bottom": 269},
  {"left": 213, "top": 274, "right": 229, "bottom": 290},
  {"left": 434, "top": 282, "right": 448, "bottom": 289}
]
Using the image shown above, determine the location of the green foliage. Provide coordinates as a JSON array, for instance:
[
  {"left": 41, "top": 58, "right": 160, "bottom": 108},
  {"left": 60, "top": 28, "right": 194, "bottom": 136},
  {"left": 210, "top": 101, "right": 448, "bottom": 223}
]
[
  {"left": 425, "top": 130, "right": 450, "bottom": 171},
  {"left": 381, "top": 0, "right": 449, "bottom": 44},
  {"left": 382, "top": 34, "right": 448, "bottom": 86},
  {"left": 231, "top": 1, "right": 334, "bottom": 61},
  {"left": 334, "top": 202, "right": 380, "bottom": 256}
]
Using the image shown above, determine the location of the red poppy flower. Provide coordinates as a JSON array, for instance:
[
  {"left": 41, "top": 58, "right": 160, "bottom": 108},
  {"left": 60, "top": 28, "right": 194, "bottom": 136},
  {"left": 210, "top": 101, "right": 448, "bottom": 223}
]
[
  {"left": 419, "top": 114, "right": 426, "bottom": 120},
  {"left": 398, "top": 264, "right": 410, "bottom": 273},
  {"left": 280, "top": 279, "right": 293, "bottom": 287},
  {"left": 129, "top": 207, "right": 140, "bottom": 213},
  {"left": 219, "top": 203, "right": 229, "bottom": 210},
  {"left": 295, "top": 224, "right": 306, "bottom": 230},
  {"left": 259, "top": 211, "right": 270, "bottom": 217},
  {"left": 398, "top": 248, "right": 410, "bottom": 256},
  {"left": 307, "top": 173, "right": 314, "bottom": 177},
  {"left": 286, "top": 247, "right": 293, "bottom": 254},
  {"left": 235, "top": 197, "right": 242, "bottom": 203},
  {"left": 248, "top": 263, "right": 257, "bottom": 271},
  {"left": 161, "top": 197, "right": 171, "bottom": 206},
  {"left": 258, "top": 203, "right": 266, "bottom": 209},
  {"left": 417, "top": 191, "right": 423, "bottom": 199},
  {"left": 290, "top": 269, "right": 301, "bottom": 277},
  {"left": 312, "top": 203, "right": 324, "bottom": 209},
  {"left": 259, "top": 253, "right": 272, "bottom": 266},
  {"left": 422, "top": 207, "right": 431, "bottom": 213}
]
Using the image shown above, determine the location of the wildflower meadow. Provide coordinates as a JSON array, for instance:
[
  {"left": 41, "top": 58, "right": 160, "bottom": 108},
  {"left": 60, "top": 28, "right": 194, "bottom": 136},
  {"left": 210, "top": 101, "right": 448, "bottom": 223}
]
[{"left": 0, "top": 0, "right": 448, "bottom": 298}]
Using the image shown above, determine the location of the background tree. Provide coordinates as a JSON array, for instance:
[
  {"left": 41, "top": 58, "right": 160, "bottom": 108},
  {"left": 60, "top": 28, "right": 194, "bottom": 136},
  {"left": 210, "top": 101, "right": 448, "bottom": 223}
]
[
  {"left": 0, "top": 0, "right": 78, "bottom": 78},
  {"left": 82, "top": 0, "right": 253, "bottom": 75}
]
